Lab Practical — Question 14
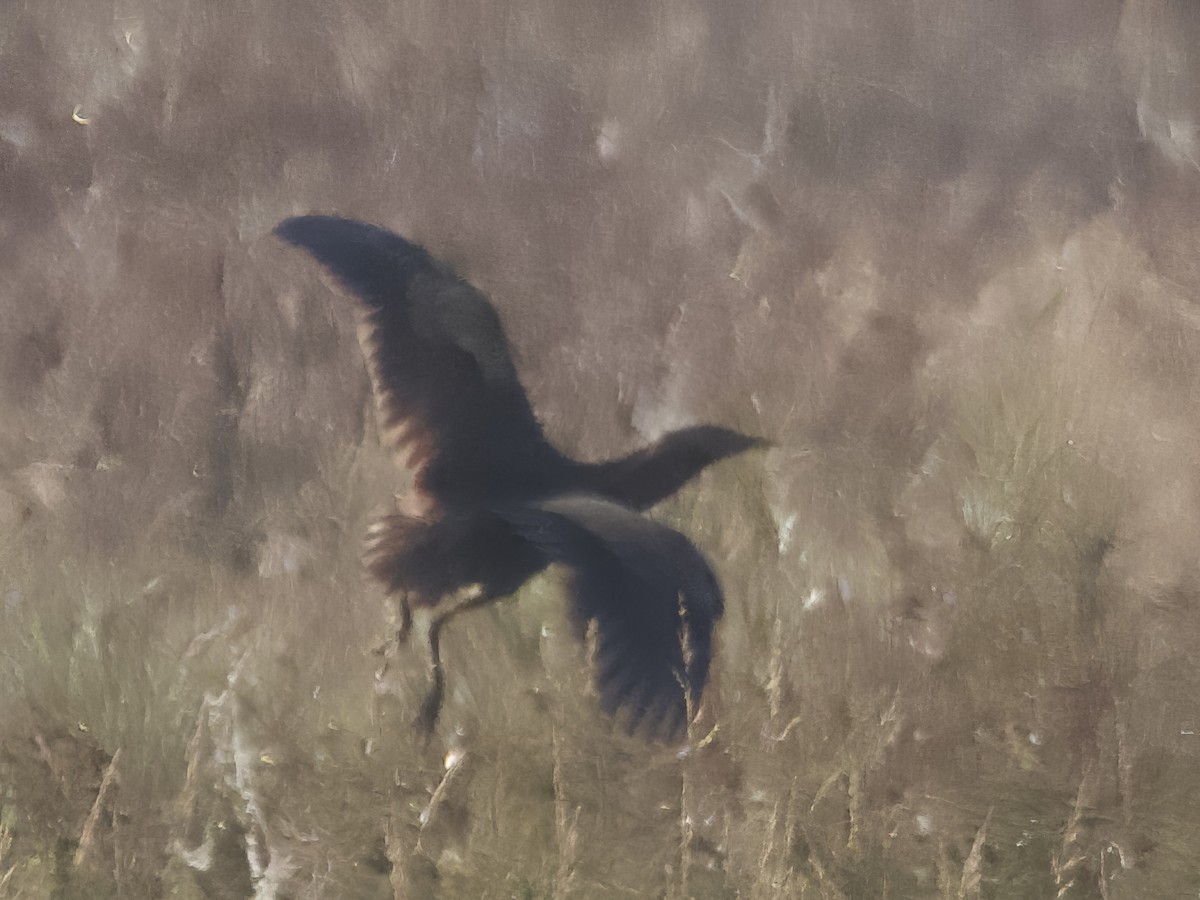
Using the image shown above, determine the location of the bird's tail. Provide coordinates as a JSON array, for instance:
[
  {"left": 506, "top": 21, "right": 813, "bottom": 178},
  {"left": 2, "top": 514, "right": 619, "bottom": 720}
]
[{"left": 362, "top": 514, "right": 437, "bottom": 604}]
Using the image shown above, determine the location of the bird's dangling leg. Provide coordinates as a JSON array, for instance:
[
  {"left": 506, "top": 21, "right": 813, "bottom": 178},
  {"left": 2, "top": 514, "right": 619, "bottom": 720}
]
[
  {"left": 394, "top": 591, "right": 413, "bottom": 643},
  {"left": 415, "top": 589, "right": 507, "bottom": 735},
  {"left": 373, "top": 591, "right": 413, "bottom": 659}
]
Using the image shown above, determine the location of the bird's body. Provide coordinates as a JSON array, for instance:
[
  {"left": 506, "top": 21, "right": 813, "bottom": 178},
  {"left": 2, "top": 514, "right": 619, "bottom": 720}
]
[{"left": 275, "top": 215, "right": 763, "bottom": 741}]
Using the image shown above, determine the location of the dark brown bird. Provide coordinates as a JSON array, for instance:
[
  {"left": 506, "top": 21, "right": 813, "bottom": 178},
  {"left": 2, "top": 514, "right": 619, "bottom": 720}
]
[{"left": 275, "top": 215, "right": 764, "bottom": 741}]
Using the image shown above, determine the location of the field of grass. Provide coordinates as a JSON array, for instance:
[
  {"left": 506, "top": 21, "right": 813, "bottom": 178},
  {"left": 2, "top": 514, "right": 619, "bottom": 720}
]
[
  {"left": 3, "top": 1, "right": 1199, "bottom": 896},
  {"left": 4, "top": 301, "right": 1199, "bottom": 897}
]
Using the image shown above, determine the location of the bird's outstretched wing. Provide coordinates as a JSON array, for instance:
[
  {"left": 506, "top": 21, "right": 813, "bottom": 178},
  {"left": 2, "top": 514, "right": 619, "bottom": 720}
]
[
  {"left": 498, "top": 495, "right": 725, "bottom": 742},
  {"left": 276, "top": 215, "right": 562, "bottom": 508}
]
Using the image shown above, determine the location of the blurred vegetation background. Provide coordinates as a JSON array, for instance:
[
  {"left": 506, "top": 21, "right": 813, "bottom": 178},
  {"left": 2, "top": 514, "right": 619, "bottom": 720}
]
[{"left": 2, "top": 0, "right": 1200, "bottom": 897}]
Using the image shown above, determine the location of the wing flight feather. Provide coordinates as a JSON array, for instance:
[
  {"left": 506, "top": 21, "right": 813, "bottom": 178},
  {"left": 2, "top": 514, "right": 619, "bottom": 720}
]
[
  {"left": 276, "top": 215, "right": 561, "bottom": 507},
  {"left": 497, "top": 495, "right": 724, "bottom": 742}
]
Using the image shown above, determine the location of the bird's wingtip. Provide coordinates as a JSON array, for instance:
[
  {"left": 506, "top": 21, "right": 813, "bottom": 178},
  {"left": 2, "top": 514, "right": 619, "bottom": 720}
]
[
  {"left": 273, "top": 214, "right": 348, "bottom": 248},
  {"left": 273, "top": 214, "right": 435, "bottom": 306},
  {"left": 273, "top": 214, "right": 427, "bottom": 260},
  {"left": 273, "top": 215, "right": 303, "bottom": 242}
]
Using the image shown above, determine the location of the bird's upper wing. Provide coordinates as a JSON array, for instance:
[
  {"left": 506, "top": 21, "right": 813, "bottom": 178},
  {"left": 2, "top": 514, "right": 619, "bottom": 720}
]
[
  {"left": 497, "top": 495, "right": 725, "bottom": 742},
  {"left": 275, "top": 215, "right": 561, "bottom": 507}
]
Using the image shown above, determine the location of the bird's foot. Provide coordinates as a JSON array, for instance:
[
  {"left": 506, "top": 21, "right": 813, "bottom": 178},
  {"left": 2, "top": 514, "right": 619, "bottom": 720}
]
[
  {"left": 371, "top": 617, "right": 413, "bottom": 659},
  {"left": 371, "top": 636, "right": 397, "bottom": 659}
]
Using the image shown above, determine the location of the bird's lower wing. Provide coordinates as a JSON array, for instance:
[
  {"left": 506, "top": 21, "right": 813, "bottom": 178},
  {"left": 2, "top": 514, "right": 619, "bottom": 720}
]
[{"left": 496, "top": 496, "right": 724, "bottom": 742}]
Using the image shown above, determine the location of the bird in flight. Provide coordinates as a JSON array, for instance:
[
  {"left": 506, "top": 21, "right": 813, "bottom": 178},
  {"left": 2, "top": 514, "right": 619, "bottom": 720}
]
[{"left": 275, "top": 215, "right": 764, "bottom": 742}]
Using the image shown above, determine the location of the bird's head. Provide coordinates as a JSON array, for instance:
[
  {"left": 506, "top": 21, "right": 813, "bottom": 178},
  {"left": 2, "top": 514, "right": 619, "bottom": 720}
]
[
  {"left": 654, "top": 424, "right": 771, "bottom": 470},
  {"left": 598, "top": 424, "right": 769, "bottom": 510}
]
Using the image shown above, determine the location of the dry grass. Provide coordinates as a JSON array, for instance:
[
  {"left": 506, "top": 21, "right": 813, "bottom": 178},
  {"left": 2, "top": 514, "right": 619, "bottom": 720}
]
[
  {"left": 3, "top": 380, "right": 1196, "bottom": 898},
  {"left": 3, "top": 1, "right": 1200, "bottom": 896}
]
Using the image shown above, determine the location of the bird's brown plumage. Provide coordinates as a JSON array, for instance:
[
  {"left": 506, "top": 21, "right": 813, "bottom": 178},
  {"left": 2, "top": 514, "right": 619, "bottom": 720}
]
[{"left": 275, "top": 214, "right": 763, "bottom": 740}]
